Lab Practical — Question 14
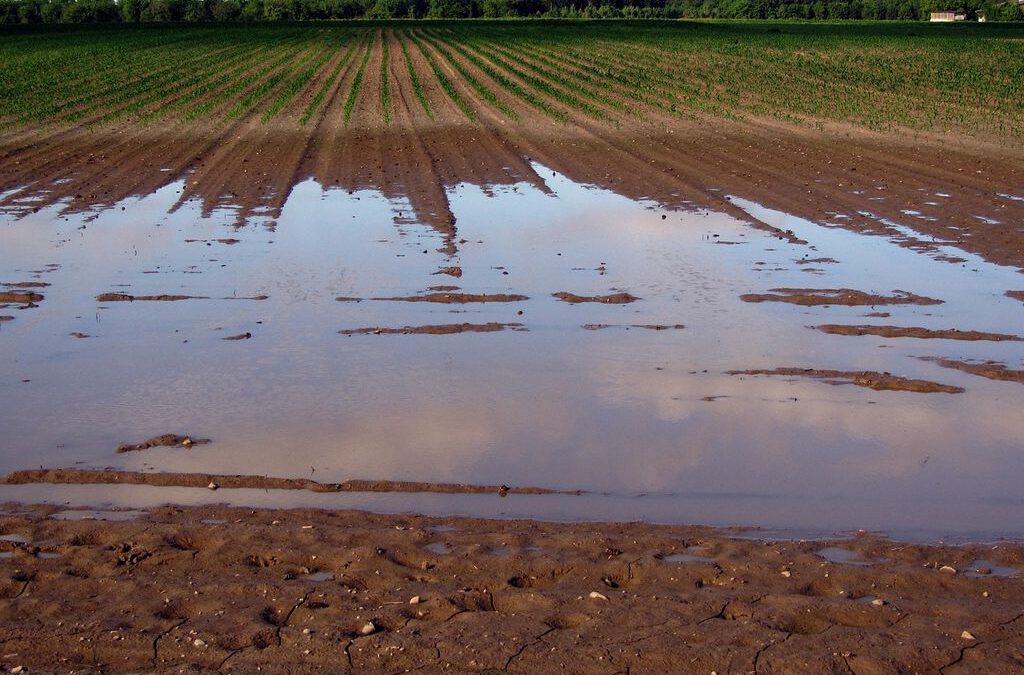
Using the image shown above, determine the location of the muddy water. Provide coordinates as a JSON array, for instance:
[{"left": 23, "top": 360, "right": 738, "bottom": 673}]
[{"left": 1, "top": 166, "right": 1022, "bottom": 542}]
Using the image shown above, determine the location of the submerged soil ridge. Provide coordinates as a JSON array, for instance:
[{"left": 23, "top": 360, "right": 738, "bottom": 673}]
[
  {"left": 1, "top": 469, "right": 580, "bottom": 496},
  {"left": 0, "top": 503, "right": 1022, "bottom": 674}
]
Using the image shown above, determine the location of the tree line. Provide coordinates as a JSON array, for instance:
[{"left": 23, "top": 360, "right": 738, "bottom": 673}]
[{"left": 1, "top": 0, "right": 1021, "bottom": 23}]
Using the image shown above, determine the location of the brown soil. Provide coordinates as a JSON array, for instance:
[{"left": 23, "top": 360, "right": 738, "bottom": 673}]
[
  {"left": 920, "top": 358, "right": 1024, "bottom": 384},
  {"left": 552, "top": 292, "right": 640, "bottom": 305},
  {"left": 339, "top": 323, "right": 525, "bottom": 335},
  {"left": 433, "top": 266, "right": 463, "bottom": 278},
  {"left": 115, "top": 435, "right": 212, "bottom": 454},
  {"left": 68, "top": 332, "right": 91, "bottom": 339},
  {"left": 2, "top": 470, "right": 573, "bottom": 496},
  {"left": 582, "top": 324, "right": 685, "bottom": 331},
  {"left": 1, "top": 503, "right": 1022, "bottom": 674},
  {"left": 0, "top": 292, "right": 44, "bottom": 304},
  {"left": 374, "top": 293, "right": 529, "bottom": 304},
  {"left": 814, "top": 325, "right": 1023, "bottom": 341},
  {"left": 740, "top": 288, "right": 943, "bottom": 307},
  {"left": 727, "top": 368, "right": 964, "bottom": 394},
  {"left": 1, "top": 282, "right": 50, "bottom": 288},
  {"left": 1008, "top": 291, "right": 1024, "bottom": 303}
]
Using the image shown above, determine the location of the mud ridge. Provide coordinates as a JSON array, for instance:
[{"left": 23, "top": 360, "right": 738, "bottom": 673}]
[
  {"left": 814, "top": 325, "right": 1022, "bottom": 342},
  {"left": 740, "top": 288, "right": 943, "bottom": 307}
]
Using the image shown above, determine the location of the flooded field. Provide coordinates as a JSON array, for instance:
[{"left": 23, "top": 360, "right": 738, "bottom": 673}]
[{"left": 2, "top": 163, "right": 1022, "bottom": 542}]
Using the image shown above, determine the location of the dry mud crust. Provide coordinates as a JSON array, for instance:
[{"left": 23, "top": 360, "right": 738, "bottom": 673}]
[
  {"left": 739, "top": 288, "right": 943, "bottom": 307},
  {"left": 373, "top": 292, "right": 528, "bottom": 304},
  {"left": 552, "top": 291, "right": 640, "bottom": 304},
  {"left": 1, "top": 469, "right": 573, "bottom": 496},
  {"left": 814, "top": 325, "right": 1023, "bottom": 342},
  {"left": 919, "top": 358, "right": 1024, "bottom": 384},
  {"left": 727, "top": 368, "right": 964, "bottom": 394},
  {"left": 339, "top": 322, "right": 524, "bottom": 335},
  {"left": 1, "top": 504, "right": 1023, "bottom": 674}
]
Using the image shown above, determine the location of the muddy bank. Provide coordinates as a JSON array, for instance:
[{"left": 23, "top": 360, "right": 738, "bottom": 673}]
[
  {"left": 727, "top": 368, "right": 964, "bottom": 394},
  {"left": 1, "top": 469, "right": 575, "bottom": 496},
  {"left": 740, "top": 288, "right": 943, "bottom": 307},
  {"left": 814, "top": 324, "right": 1022, "bottom": 341},
  {"left": 920, "top": 358, "right": 1024, "bottom": 384},
  {"left": 552, "top": 291, "right": 640, "bottom": 305},
  {"left": 1008, "top": 291, "right": 1024, "bottom": 303},
  {"left": 339, "top": 323, "right": 525, "bottom": 335},
  {"left": 0, "top": 503, "right": 1022, "bottom": 673}
]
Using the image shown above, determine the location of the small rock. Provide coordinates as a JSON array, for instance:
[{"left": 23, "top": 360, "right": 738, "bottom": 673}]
[
  {"left": 359, "top": 621, "right": 377, "bottom": 636},
  {"left": 870, "top": 598, "right": 885, "bottom": 606},
  {"left": 780, "top": 570, "right": 792, "bottom": 578},
  {"left": 11, "top": 667, "right": 25, "bottom": 674},
  {"left": 302, "top": 628, "right": 311, "bottom": 635},
  {"left": 181, "top": 437, "right": 193, "bottom": 447},
  {"left": 207, "top": 482, "right": 219, "bottom": 490},
  {"left": 961, "top": 630, "right": 976, "bottom": 640},
  {"left": 588, "top": 591, "right": 608, "bottom": 601},
  {"left": 193, "top": 638, "right": 206, "bottom": 648},
  {"left": 982, "top": 591, "right": 990, "bottom": 598},
  {"left": 939, "top": 565, "right": 957, "bottom": 574},
  {"left": 409, "top": 596, "right": 421, "bottom": 605}
]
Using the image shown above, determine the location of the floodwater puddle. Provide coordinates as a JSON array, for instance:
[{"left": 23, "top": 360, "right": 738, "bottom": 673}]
[
  {"left": 301, "top": 571, "right": 335, "bottom": 582},
  {"left": 658, "top": 546, "right": 713, "bottom": 564},
  {"left": 0, "top": 534, "right": 29, "bottom": 545},
  {"left": 816, "top": 547, "right": 886, "bottom": 567},
  {"left": 964, "top": 559, "right": 1020, "bottom": 579},
  {"left": 1, "top": 165, "right": 1023, "bottom": 541},
  {"left": 424, "top": 542, "right": 450, "bottom": 556}
]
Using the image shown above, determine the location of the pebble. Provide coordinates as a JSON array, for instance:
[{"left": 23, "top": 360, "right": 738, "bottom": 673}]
[
  {"left": 207, "top": 482, "right": 219, "bottom": 490},
  {"left": 961, "top": 631, "right": 976, "bottom": 640},
  {"left": 780, "top": 570, "right": 792, "bottom": 578},
  {"left": 939, "top": 565, "right": 957, "bottom": 574},
  {"left": 588, "top": 591, "right": 608, "bottom": 601},
  {"left": 359, "top": 621, "right": 377, "bottom": 636},
  {"left": 871, "top": 598, "right": 885, "bottom": 606},
  {"left": 409, "top": 596, "right": 421, "bottom": 605},
  {"left": 193, "top": 638, "right": 206, "bottom": 648}
]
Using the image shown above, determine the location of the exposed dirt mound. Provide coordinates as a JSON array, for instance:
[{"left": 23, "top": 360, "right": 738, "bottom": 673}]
[
  {"left": 116, "top": 435, "right": 211, "bottom": 453},
  {"left": 0, "top": 292, "right": 44, "bottom": 304},
  {"left": 1008, "top": 291, "right": 1024, "bottom": 303},
  {"left": 814, "top": 325, "right": 1022, "bottom": 341},
  {"left": 552, "top": 291, "right": 640, "bottom": 304},
  {"left": 919, "top": 358, "right": 1024, "bottom": 384},
  {"left": 740, "top": 288, "right": 942, "bottom": 306},
  {"left": 727, "top": 367, "right": 963, "bottom": 394}
]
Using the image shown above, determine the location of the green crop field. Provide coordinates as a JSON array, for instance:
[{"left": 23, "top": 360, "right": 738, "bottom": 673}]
[{"left": 1, "top": 21, "right": 1022, "bottom": 138}]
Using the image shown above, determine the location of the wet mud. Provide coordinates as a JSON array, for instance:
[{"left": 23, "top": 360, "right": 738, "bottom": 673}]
[
  {"left": 1, "top": 470, "right": 574, "bottom": 496},
  {"left": 814, "top": 324, "right": 1023, "bottom": 341},
  {"left": 727, "top": 368, "right": 964, "bottom": 394},
  {"left": 552, "top": 291, "right": 640, "bottom": 305},
  {"left": 373, "top": 292, "right": 529, "bottom": 304},
  {"left": 919, "top": 358, "right": 1024, "bottom": 385},
  {"left": 0, "top": 503, "right": 1022, "bottom": 674},
  {"left": 115, "top": 435, "right": 211, "bottom": 454},
  {"left": 740, "top": 288, "right": 943, "bottom": 307}
]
